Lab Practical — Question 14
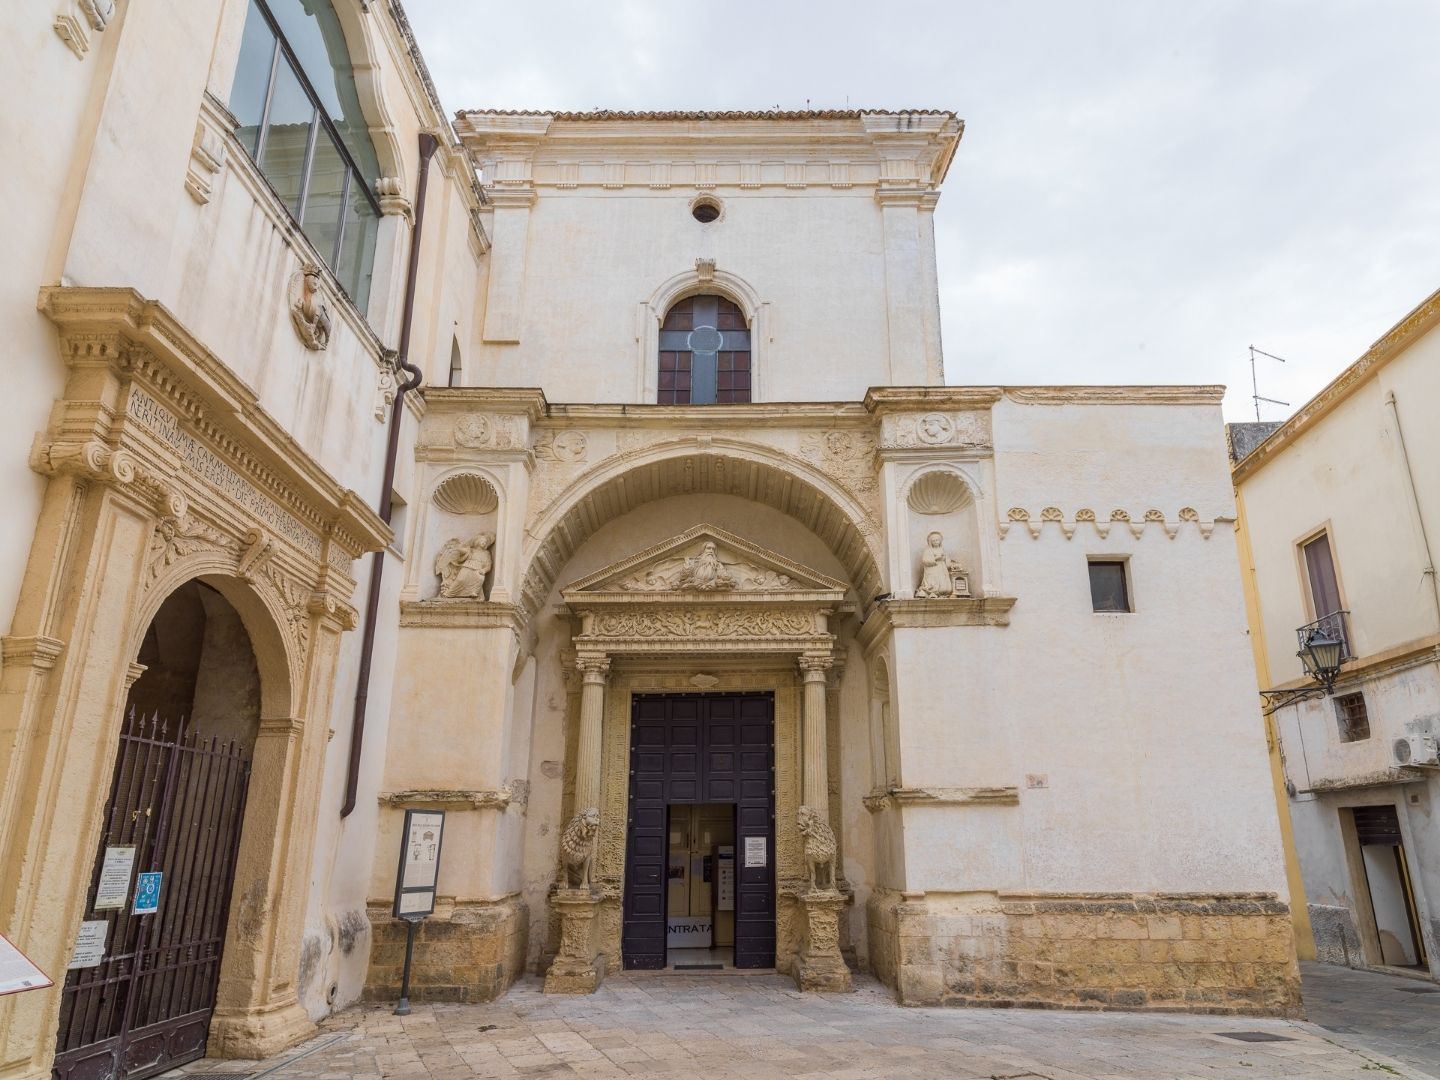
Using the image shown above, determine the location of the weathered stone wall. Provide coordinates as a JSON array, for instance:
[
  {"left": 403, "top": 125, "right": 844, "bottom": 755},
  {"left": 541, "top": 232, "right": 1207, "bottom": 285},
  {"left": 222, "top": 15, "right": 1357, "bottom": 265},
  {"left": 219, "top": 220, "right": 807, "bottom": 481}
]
[
  {"left": 871, "top": 892, "right": 1301, "bottom": 1015},
  {"left": 365, "top": 897, "right": 528, "bottom": 1003}
]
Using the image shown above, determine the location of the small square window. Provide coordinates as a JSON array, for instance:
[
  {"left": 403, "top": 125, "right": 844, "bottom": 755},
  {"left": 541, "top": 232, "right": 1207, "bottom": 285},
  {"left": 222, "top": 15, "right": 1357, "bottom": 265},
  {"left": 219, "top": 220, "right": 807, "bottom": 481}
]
[
  {"left": 1334, "top": 692, "right": 1370, "bottom": 743},
  {"left": 1088, "top": 560, "right": 1130, "bottom": 613}
]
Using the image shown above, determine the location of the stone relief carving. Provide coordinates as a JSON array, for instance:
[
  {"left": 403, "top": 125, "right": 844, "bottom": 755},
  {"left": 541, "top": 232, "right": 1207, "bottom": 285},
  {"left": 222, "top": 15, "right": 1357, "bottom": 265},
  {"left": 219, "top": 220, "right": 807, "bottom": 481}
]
[
  {"left": 454, "top": 414, "right": 520, "bottom": 450},
  {"left": 433, "top": 533, "right": 493, "bottom": 599},
  {"left": 148, "top": 514, "right": 237, "bottom": 579},
  {"left": 999, "top": 507, "right": 1228, "bottom": 540},
  {"left": 797, "top": 805, "right": 837, "bottom": 893},
  {"left": 432, "top": 472, "right": 499, "bottom": 515},
  {"left": 533, "top": 430, "right": 588, "bottom": 463},
  {"left": 589, "top": 610, "right": 815, "bottom": 640},
  {"left": 882, "top": 411, "right": 991, "bottom": 450},
  {"left": 914, "top": 530, "right": 970, "bottom": 598},
  {"left": 288, "top": 265, "right": 332, "bottom": 351},
  {"left": 559, "top": 807, "right": 600, "bottom": 889},
  {"left": 799, "top": 430, "right": 879, "bottom": 496},
  {"left": 614, "top": 540, "right": 794, "bottom": 593}
]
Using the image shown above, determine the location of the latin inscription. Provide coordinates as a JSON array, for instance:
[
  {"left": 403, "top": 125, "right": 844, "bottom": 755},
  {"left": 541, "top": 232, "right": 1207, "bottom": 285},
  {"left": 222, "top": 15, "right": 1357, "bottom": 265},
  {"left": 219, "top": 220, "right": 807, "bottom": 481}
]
[{"left": 128, "top": 388, "right": 323, "bottom": 558}]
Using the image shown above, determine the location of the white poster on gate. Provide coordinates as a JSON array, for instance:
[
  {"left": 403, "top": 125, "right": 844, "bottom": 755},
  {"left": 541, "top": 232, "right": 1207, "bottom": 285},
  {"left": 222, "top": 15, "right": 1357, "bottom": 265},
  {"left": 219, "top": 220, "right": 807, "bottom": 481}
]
[{"left": 94, "top": 846, "right": 136, "bottom": 910}]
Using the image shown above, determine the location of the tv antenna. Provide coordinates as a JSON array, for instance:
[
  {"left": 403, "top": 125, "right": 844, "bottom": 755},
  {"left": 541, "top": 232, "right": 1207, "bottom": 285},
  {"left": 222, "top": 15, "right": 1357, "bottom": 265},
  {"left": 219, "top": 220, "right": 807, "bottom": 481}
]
[{"left": 1249, "top": 345, "right": 1291, "bottom": 421}]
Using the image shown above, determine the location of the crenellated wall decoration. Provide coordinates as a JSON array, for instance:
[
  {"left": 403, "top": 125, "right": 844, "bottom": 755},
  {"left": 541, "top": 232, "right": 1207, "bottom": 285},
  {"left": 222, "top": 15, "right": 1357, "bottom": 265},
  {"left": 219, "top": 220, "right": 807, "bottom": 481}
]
[{"left": 999, "top": 506, "right": 1231, "bottom": 540}]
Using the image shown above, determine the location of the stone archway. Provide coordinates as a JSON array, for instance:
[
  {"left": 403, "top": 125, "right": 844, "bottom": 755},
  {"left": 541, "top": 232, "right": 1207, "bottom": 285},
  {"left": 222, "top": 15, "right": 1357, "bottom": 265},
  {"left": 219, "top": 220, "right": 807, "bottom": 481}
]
[{"left": 52, "top": 579, "right": 267, "bottom": 1079}]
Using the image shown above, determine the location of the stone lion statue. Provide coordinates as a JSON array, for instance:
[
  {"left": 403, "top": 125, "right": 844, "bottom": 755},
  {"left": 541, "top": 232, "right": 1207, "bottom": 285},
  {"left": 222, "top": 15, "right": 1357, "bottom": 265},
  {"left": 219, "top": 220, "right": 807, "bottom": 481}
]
[
  {"left": 797, "top": 805, "right": 837, "bottom": 893},
  {"left": 559, "top": 807, "right": 600, "bottom": 889}
]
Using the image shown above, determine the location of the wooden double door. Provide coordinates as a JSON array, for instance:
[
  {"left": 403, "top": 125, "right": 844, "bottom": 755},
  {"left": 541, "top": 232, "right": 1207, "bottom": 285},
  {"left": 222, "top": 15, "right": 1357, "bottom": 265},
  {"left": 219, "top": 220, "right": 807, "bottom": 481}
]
[{"left": 623, "top": 693, "right": 775, "bottom": 969}]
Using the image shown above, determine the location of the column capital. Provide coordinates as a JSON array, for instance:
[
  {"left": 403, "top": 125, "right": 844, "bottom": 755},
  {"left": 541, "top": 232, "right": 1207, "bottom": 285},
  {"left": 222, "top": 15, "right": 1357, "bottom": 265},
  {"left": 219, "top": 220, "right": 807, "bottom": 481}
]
[
  {"left": 797, "top": 654, "right": 833, "bottom": 681},
  {"left": 576, "top": 654, "right": 611, "bottom": 685}
]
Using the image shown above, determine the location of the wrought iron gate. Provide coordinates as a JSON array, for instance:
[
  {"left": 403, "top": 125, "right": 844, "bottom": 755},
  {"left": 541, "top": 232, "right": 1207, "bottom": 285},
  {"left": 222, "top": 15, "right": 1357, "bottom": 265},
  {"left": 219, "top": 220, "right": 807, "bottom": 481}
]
[
  {"left": 623, "top": 693, "right": 775, "bottom": 969},
  {"left": 53, "top": 711, "right": 252, "bottom": 1080}
]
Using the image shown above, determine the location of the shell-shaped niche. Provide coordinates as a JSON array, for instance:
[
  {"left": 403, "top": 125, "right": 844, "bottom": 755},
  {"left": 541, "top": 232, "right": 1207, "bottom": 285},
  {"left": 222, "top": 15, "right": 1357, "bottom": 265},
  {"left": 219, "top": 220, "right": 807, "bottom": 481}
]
[
  {"left": 432, "top": 472, "right": 499, "bottom": 515},
  {"left": 906, "top": 470, "right": 970, "bottom": 515}
]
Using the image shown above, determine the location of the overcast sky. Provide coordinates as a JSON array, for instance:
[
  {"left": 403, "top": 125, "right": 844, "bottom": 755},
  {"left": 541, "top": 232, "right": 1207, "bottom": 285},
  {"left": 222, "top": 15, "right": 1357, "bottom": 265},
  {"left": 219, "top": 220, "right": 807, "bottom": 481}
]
[{"left": 407, "top": 1, "right": 1440, "bottom": 420}]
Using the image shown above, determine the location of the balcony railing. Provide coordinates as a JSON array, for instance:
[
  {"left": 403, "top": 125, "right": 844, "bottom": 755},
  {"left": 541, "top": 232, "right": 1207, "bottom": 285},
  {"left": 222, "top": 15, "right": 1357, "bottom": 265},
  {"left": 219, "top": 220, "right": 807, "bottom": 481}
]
[{"left": 1296, "top": 610, "right": 1352, "bottom": 665}]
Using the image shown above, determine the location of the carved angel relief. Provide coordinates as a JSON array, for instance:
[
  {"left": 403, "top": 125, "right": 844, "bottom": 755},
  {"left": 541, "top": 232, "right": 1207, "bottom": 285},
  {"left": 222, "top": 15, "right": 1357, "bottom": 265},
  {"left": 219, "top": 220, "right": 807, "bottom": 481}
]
[{"left": 434, "top": 532, "right": 493, "bottom": 599}]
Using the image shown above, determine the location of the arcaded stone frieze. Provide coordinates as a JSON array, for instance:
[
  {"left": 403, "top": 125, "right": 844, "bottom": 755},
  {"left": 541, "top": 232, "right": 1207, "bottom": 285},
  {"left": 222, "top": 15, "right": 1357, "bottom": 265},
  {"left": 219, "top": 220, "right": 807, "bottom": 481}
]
[{"left": 999, "top": 506, "right": 1234, "bottom": 540}]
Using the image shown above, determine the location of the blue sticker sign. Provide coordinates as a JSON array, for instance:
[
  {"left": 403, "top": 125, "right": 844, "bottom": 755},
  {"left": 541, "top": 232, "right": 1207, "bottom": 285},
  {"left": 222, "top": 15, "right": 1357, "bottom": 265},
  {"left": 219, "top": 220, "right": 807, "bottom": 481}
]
[{"left": 133, "top": 872, "right": 162, "bottom": 915}]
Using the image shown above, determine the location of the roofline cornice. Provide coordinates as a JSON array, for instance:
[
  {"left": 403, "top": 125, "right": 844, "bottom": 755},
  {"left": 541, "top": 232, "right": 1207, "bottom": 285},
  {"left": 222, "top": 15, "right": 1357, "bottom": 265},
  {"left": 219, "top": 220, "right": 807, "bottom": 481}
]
[{"left": 1232, "top": 286, "right": 1440, "bottom": 484}]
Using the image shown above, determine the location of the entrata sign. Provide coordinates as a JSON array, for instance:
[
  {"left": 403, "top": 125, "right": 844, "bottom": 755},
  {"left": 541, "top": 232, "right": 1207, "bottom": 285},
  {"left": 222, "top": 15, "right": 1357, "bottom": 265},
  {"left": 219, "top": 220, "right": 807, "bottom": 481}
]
[{"left": 666, "top": 918, "right": 713, "bottom": 948}]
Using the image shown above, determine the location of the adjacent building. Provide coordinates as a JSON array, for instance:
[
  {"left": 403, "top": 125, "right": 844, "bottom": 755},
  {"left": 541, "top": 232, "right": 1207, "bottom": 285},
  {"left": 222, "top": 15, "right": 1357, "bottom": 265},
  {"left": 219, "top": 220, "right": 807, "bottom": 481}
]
[
  {"left": 1232, "top": 289, "right": 1440, "bottom": 977},
  {"left": 2, "top": 3, "right": 1299, "bottom": 1079}
]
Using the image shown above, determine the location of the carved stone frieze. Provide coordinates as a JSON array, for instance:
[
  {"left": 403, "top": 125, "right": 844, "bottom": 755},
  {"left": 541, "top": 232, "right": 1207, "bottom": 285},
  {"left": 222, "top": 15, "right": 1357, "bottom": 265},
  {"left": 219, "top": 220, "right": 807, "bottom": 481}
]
[
  {"left": 999, "top": 507, "right": 1230, "bottom": 540},
  {"left": 613, "top": 541, "right": 795, "bottom": 593},
  {"left": 881, "top": 410, "right": 991, "bottom": 451},
  {"left": 588, "top": 609, "right": 817, "bottom": 640}
]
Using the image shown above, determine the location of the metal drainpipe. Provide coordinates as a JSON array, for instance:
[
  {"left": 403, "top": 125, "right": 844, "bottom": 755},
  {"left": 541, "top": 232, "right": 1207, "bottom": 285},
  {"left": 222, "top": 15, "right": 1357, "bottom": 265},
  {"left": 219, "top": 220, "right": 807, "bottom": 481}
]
[
  {"left": 1385, "top": 390, "right": 1440, "bottom": 634},
  {"left": 341, "top": 132, "right": 439, "bottom": 818}
]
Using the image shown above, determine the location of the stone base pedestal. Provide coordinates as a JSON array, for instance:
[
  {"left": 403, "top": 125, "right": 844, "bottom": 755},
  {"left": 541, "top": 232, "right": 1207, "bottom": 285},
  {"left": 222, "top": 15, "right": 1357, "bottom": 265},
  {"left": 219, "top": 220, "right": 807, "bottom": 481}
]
[
  {"left": 543, "top": 888, "right": 606, "bottom": 994},
  {"left": 364, "top": 896, "right": 528, "bottom": 1004},
  {"left": 792, "top": 890, "right": 853, "bottom": 993},
  {"left": 207, "top": 998, "right": 316, "bottom": 1060}
]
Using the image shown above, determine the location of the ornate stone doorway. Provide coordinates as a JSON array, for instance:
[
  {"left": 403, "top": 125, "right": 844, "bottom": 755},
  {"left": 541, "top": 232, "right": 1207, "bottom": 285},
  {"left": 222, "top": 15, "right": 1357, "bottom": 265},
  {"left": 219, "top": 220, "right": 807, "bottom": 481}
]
[
  {"left": 52, "top": 581, "right": 259, "bottom": 1080},
  {"left": 543, "top": 524, "right": 855, "bottom": 993},
  {"left": 623, "top": 693, "right": 775, "bottom": 970}
]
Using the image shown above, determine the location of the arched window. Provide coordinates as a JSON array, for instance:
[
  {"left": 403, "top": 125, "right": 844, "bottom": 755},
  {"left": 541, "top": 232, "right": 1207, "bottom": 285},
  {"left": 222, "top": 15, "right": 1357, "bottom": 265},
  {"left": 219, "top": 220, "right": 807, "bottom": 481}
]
[
  {"left": 657, "top": 295, "right": 751, "bottom": 404},
  {"left": 229, "top": 0, "right": 382, "bottom": 311}
]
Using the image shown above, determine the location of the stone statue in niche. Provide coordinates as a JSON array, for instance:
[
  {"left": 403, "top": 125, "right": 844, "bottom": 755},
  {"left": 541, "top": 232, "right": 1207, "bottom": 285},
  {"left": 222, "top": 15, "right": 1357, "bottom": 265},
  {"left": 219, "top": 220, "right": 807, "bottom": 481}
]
[
  {"left": 914, "top": 530, "right": 970, "bottom": 598},
  {"left": 289, "top": 264, "right": 332, "bottom": 351},
  {"left": 433, "top": 532, "right": 493, "bottom": 599},
  {"left": 559, "top": 807, "right": 600, "bottom": 889},
  {"left": 797, "top": 805, "right": 837, "bottom": 893}
]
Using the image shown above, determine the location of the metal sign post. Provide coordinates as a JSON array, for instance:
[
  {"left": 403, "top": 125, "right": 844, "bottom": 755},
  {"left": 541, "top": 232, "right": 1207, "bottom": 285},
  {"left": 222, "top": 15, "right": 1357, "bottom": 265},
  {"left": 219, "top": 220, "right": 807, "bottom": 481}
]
[{"left": 391, "top": 808, "right": 445, "bottom": 1016}]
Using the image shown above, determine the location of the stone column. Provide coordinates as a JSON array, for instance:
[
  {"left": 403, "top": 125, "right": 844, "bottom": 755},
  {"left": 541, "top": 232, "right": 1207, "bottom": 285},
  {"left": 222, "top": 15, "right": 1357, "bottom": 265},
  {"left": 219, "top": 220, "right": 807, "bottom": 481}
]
[
  {"left": 544, "top": 653, "right": 609, "bottom": 994},
  {"left": 794, "top": 653, "right": 852, "bottom": 992},
  {"left": 574, "top": 654, "right": 610, "bottom": 814},
  {"left": 799, "top": 654, "right": 831, "bottom": 811}
]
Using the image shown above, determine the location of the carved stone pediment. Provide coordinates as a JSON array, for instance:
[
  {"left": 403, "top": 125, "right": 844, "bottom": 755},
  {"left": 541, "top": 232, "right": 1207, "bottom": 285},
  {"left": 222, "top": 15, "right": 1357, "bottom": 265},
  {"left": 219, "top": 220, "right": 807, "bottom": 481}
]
[{"left": 560, "top": 524, "right": 847, "bottom": 603}]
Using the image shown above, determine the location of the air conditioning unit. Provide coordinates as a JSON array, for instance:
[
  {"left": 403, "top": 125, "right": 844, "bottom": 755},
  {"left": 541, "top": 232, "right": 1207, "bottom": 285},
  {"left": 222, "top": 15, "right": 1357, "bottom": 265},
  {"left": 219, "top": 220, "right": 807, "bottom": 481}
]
[{"left": 1392, "top": 735, "right": 1440, "bottom": 768}]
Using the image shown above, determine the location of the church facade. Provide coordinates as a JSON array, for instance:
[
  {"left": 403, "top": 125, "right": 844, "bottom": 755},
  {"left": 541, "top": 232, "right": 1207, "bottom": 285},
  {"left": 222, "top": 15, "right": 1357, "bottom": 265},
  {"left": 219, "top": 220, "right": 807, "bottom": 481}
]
[{"left": 1, "top": 4, "right": 1296, "bottom": 1079}]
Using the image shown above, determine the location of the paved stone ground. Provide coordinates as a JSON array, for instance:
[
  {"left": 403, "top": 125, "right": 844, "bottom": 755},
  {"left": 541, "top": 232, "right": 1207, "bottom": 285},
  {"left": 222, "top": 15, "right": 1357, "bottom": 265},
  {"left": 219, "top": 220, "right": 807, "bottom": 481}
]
[
  {"left": 1301, "top": 960, "right": 1440, "bottom": 1078},
  {"left": 167, "top": 967, "right": 1436, "bottom": 1080}
]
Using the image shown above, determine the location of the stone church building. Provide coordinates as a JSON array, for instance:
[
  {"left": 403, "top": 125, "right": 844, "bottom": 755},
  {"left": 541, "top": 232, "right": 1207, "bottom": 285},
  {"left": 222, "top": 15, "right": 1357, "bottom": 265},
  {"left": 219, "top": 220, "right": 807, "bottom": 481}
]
[{"left": 1, "top": 3, "right": 1297, "bottom": 1078}]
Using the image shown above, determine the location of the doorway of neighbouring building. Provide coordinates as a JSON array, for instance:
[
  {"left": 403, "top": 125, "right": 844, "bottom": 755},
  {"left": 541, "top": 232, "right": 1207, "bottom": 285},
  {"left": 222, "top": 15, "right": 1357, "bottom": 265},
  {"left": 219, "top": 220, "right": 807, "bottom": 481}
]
[
  {"left": 623, "top": 693, "right": 775, "bottom": 970},
  {"left": 52, "top": 581, "right": 259, "bottom": 1080},
  {"left": 1353, "top": 804, "right": 1428, "bottom": 969}
]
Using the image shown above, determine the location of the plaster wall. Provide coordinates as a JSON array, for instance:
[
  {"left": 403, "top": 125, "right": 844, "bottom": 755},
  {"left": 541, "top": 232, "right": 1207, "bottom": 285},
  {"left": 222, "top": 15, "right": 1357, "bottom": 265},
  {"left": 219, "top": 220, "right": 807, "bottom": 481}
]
[
  {"left": 0, "top": 8, "right": 117, "bottom": 632},
  {"left": 886, "top": 398, "right": 1287, "bottom": 897},
  {"left": 1237, "top": 323, "right": 1440, "bottom": 679},
  {"left": 473, "top": 190, "right": 894, "bottom": 402}
]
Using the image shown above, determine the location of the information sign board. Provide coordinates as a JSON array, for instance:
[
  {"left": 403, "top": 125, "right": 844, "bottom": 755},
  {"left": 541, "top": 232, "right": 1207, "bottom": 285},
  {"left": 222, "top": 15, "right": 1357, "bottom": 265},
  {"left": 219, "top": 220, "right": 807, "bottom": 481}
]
[
  {"left": 133, "top": 872, "right": 162, "bottom": 915},
  {"left": 94, "top": 846, "right": 136, "bottom": 910},
  {"left": 393, "top": 809, "right": 445, "bottom": 919},
  {"left": 68, "top": 921, "right": 108, "bottom": 970},
  {"left": 0, "top": 934, "right": 52, "bottom": 996},
  {"left": 743, "top": 835, "right": 767, "bottom": 868}
]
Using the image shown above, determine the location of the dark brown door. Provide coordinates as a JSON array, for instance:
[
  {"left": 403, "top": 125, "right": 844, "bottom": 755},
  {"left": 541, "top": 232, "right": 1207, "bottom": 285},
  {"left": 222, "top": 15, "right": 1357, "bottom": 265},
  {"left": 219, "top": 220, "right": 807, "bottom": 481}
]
[
  {"left": 624, "top": 693, "right": 774, "bottom": 969},
  {"left": 52, "top": 711, "right": 252, "bottom": 1080}
]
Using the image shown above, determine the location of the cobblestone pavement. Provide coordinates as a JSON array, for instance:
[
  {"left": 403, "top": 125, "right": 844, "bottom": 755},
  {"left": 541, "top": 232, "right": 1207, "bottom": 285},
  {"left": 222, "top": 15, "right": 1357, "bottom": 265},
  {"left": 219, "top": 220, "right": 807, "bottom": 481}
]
[
  {"left": 1301, "top": 960, "right": 1440, "bottom": 1078},
  {"left": 168, "top": 970, "right": 1434, "bottom": 1080}
]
